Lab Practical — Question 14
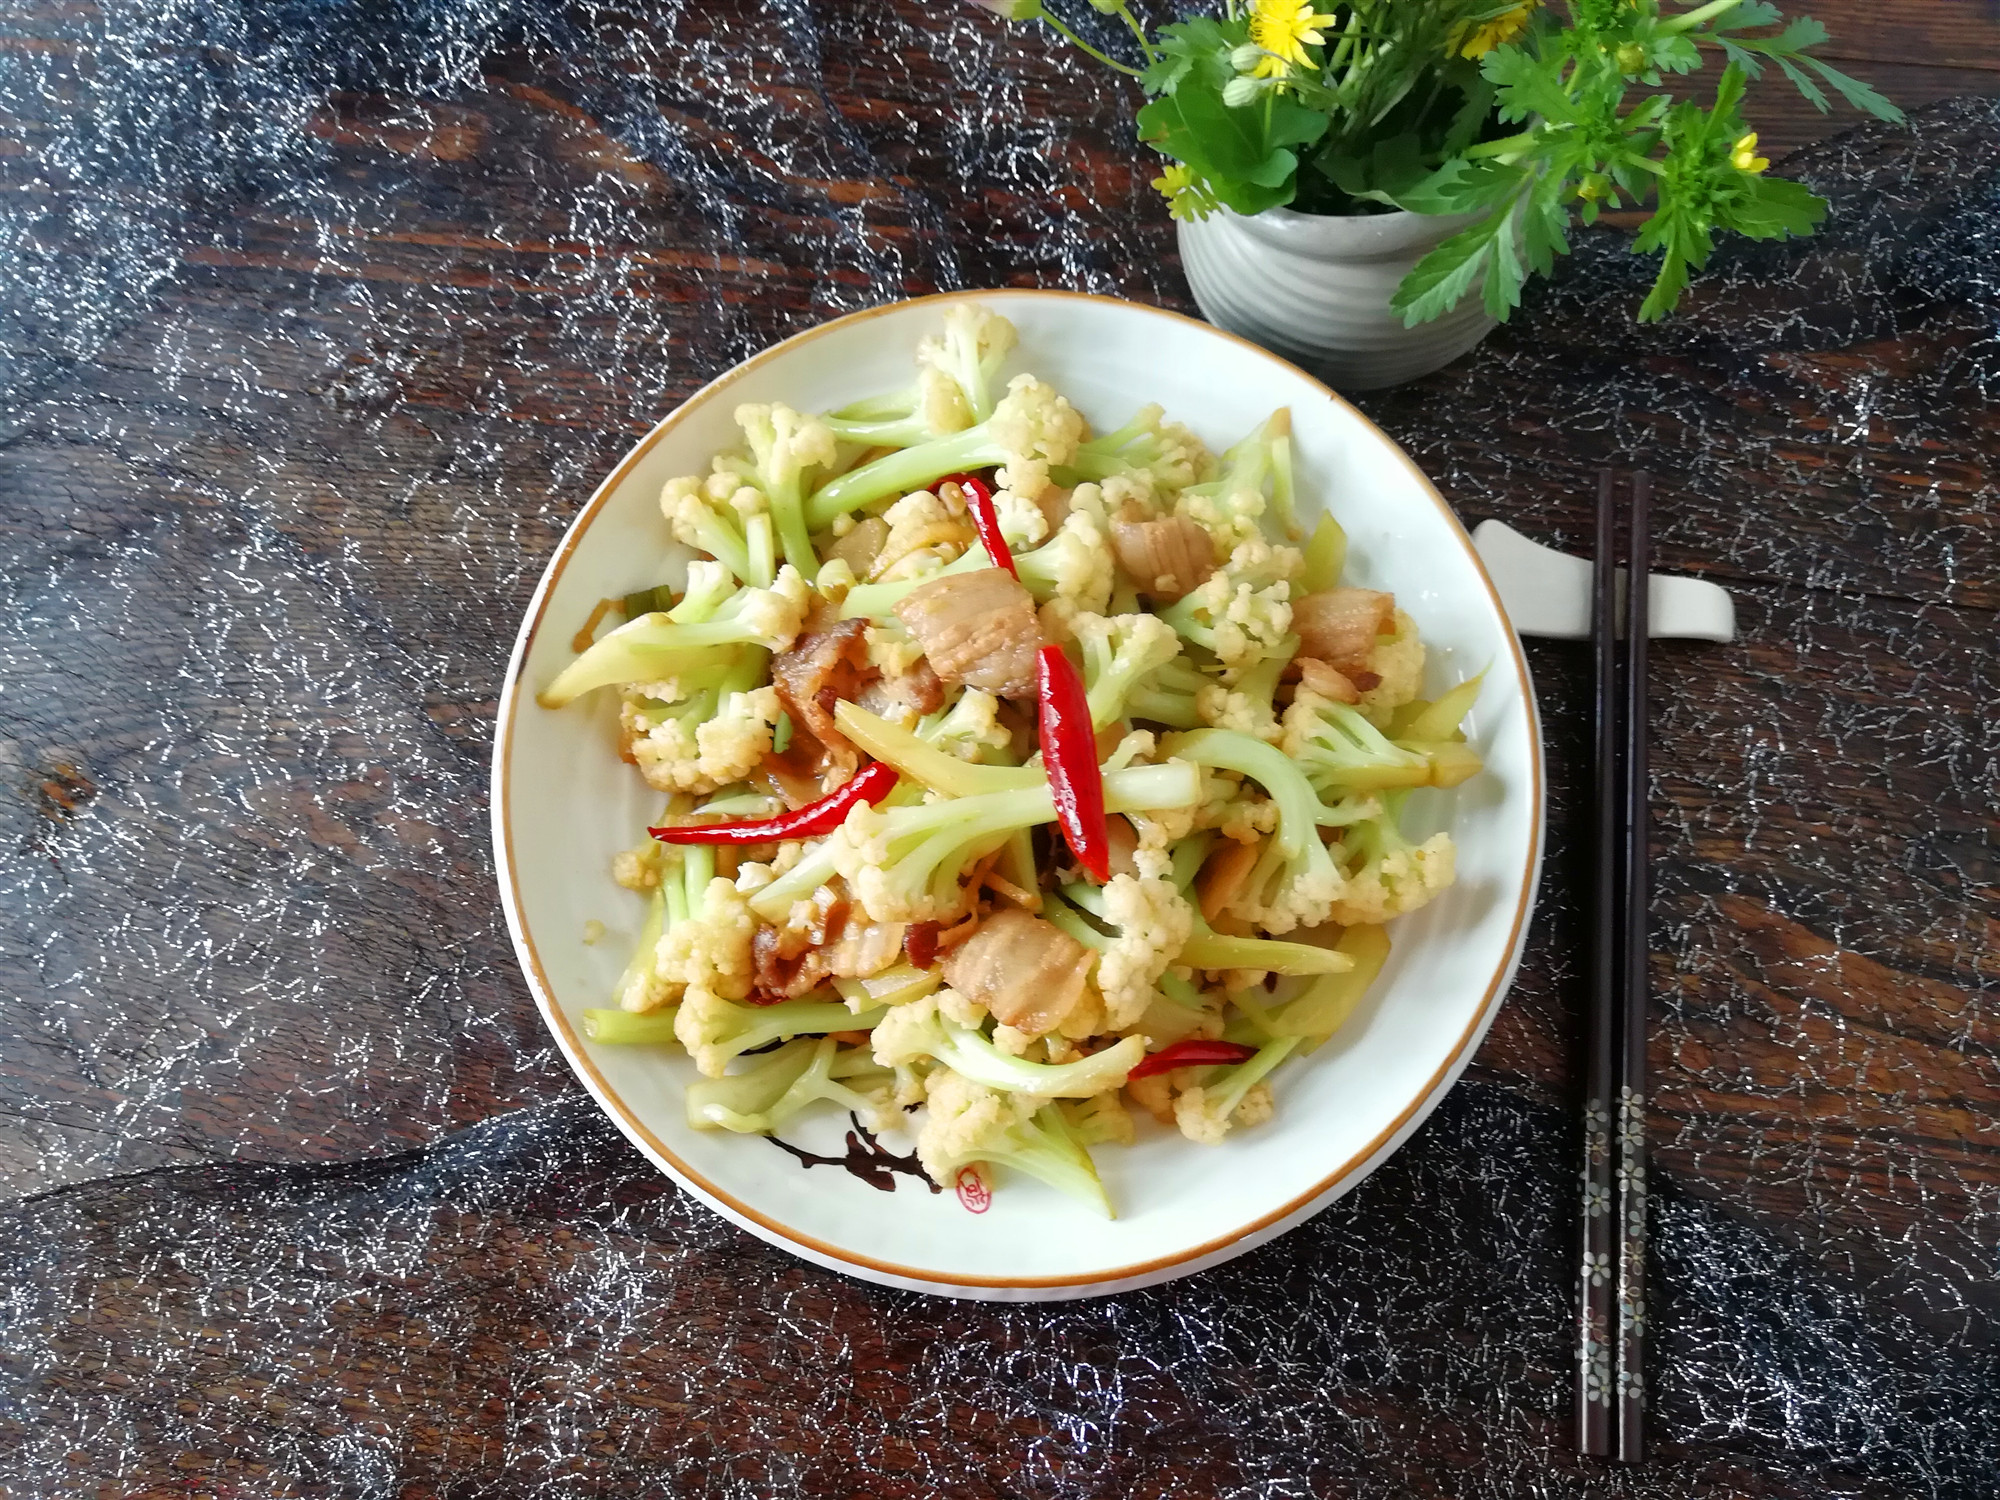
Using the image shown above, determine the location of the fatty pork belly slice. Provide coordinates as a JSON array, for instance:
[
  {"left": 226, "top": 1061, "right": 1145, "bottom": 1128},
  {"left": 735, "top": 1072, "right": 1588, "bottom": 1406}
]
[
  {"left": 941, "top": 907, "right": 1092, "bottom": 1037},
  {"left": 772, "top": 609, "right": 874, "bottom": 757},
  {"left": 1291, "top": 587, "right": 1394, "bottom": 675},
  {"left": 892, "top": 567, "right": 1041, "bottom": 700},
  {"left": 1109, "top": 513, "right": 1215, "bottom": 602}
]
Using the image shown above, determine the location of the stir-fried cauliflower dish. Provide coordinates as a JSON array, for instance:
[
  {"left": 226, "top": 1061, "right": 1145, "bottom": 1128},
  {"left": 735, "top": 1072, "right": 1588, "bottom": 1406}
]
[{"left": 541, "top": 304, "right": 1484, "bottom": 1216}]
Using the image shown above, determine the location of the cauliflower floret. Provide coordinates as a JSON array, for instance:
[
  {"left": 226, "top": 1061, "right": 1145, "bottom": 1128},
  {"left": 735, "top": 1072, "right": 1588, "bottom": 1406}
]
[
  {"left": 915, "top": 363, "right": 973, "bottom": 436},
  {"left": 914, "top": 1068, "right": 1043, "bottom": 1189},
  {"left": 926, "top": 688, "right": 1012, "bottom": 761},
  {"left": 1359, "top": 609, "right": 1426, "bottom": 724},
  {"left": 917, "top": 303, "right": 1017, "bottom": 424},
  {"left": 627, "top": 713, "right": 702, "bottom": 793},
  {"left": 864, "top": 622, "right": 925, "bottom": 678},
  {"left": 1099, "top": 471, "right": 1159, "bottom": 520},
  {"left": 1212, "top": 796, "right": 1281, "bottom": 844},
  {"left": 1019, "top": 509, "right": 1115, "bottom": 617},
  {"left": 734, "top": 402, "right": 838, "bottom": 476},
  {"left": 1329, "top": 830, "right": 1456, "bottom": 925},
  {"left": 825, "top": 803, "right": 960, "bottom": 923},
  {"left": 1196, "top": 683, "right": 1282, "bottom": 743},
  {"left": 869, "top": 992, "right": 941, "bottom": 1071},
  {"left": 673, "top": 988, "right": 747, "bottom": 1076},
  {"left": 936, "top": 985, "right": 988, "bottom": 1028},
  {"left": 1223, "top": 536, "right": 1304, "bottom": 588},
  {"left": 988, "top": 372, "right": 1085, "bottom": 478},
  {"left": 734, "top": 565, "right": 813, "bottom": 649},
  {"left": 1073, "top": 610, "right": 1181, "bottom": 728},
  {"left": 991, "top": 1024, "right": 1036, "bottom": 1057},
  {"left": 992, "top": 487, "right": 1051, "bottom": 550},
  {"left": 1175, "top": 1079, "right": 1276, "bottom": 1144},
  {"left": 1176, "top": 484, "right": 1266, "bottom": 551},
  {"left": 628, "top": 685, "right": 785, "bottom": 795},
  {"left": 876, "top": 488, "right": 976, "bottom": 581},
  {"left": 1127, "top": 805, "right": 1196, "bottom": 849},
  {"left": 1064, "top": 1089, "right": 1137, "bottom": 1147},
  {"left": 657, "top": 876, "right": 756, "bottom": 1002},
  {"left": 1094, "top": 860, "right": 1196, "bottom": 1031},
  {"left": 696, "top": 686, "right": 784, "bottom": 782},
  {"left": 611, "top": 839, "right": 663, "bottom": 891},
  {"left": 1172, "top": 566, "right": 1293, "bottom": 672}
]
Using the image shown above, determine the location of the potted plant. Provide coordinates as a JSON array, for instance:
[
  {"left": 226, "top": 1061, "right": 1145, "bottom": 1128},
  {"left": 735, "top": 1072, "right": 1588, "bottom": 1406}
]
[{"left": 977, "top": 0, "right": 1901, "bottom": 389}]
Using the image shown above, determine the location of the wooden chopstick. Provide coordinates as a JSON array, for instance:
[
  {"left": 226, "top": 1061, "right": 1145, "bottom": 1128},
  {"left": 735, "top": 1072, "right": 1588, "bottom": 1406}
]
[
  {"left": 1574, "top": 470, "right": 1652, "bottom": 1462},
  {"left": 1576, "top": 471, "right": 1621, "bottom": 1457},
  {"left": 1614, "top": 472, "right": 1652, "bottom": 1463}
]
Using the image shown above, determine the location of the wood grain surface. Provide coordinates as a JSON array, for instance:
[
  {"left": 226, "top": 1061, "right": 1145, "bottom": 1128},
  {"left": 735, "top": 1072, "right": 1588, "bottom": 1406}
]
[{"left": 0, "top": 0, "right": 1994, "bottom": 1494}]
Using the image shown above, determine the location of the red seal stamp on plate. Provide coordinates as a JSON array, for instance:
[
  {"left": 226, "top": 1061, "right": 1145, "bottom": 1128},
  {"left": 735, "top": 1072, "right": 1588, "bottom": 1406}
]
[{"left": 954, "top": 1166, "right": 991, "bottom": 1213}]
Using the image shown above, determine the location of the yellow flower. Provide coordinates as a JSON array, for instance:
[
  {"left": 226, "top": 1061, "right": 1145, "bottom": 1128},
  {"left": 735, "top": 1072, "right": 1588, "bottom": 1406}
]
[
  {"left": 1730, "top": 132, "right": 1770, "bottom": 173},
  {"left": 1459, "top": 2, "right": 1534, "bottom": 58},
  {"left": 1151, "top": 163, "right": 1219, "bottom": 223},
  {"left": 1249, "top": 0, "right": 1339, "bottom": 77}
]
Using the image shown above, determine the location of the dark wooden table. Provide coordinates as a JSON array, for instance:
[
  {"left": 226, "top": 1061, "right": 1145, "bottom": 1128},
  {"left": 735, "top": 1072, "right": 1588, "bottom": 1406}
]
[{"left": 0, "top": 2, "right": 1995, "bottom": 1496}]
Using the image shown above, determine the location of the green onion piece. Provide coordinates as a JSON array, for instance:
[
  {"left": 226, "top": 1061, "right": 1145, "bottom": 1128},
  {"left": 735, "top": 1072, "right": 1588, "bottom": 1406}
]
[
  {"left": 772, "top": 710, "right": 794, "bottom": 755},
  {"left": 1300, "top": 513, "right": 1347, "bottom": 594}
]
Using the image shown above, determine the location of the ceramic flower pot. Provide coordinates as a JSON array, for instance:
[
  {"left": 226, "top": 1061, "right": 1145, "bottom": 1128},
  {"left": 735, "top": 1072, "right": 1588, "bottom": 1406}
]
[{"left": 1178, "top": 204, "right": 1498, "bottom": 392}]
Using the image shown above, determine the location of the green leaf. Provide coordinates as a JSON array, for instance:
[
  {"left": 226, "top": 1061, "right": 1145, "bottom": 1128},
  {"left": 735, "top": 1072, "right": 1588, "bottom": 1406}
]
[
  {"left": 1714, "top": 37, "right": 1766, "bottom": 81},
  {"left": 1482, "top": 45, "right": 1578, "bottom": 126},
  {"left": 1726, "top": 173, "right": 1827, "bottom": 238},
  {"left": 1482, "top": 213, "right": 1528, "bottom": 319},
  {"left": 1177, "top": 81, "right": 1328, "bottom": 187},
  {"left": 1805, "top": 55, "right": 1906, "bottom": 122},
  {"left": 1637, "top": 251, "right": 1690, "bottom": 321},
  {"left": 1393, "top": 156, "right": 1525, "bottom": 215},
  {"left": 1774, "top": 55, "right": 1830, "bottom": 112},
  {"left": 1324, "top": 130, "right": 1435, "bottom": 206},
  {"left": 1390, "top": 195, "right": 1523, "bottom": 325},
  {"left": 1140, "top": 50, "right": 1194, "bottom": 95},
  {"left": 1143, "top": 16, "right": 1236, "bottom": 95},
  {"left": 1136, "top": 91, "right": 1301, "bottom": 217},
  {"left": 1710, "top": 0, "right": 1782, "bottom": 31},
  {"left": 1519, "top": 171, "right": 1572, "bottom": 276}
]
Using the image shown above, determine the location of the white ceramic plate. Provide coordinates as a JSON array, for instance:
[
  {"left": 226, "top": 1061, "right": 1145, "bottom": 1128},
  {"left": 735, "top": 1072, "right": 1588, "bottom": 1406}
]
[{"left": 492, "top": 290, "right": 1544, "bottom": 1301}]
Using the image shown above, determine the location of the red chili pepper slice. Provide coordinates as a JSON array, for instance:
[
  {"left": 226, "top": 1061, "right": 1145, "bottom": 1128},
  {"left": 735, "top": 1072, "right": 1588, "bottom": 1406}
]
[
  {"left": 904, "top": 920, "right": 941, "bottom": 971},
  {"left": 1126, "top": 1039, "right": 1259, "bottom": 1080},
  {"left": 649, "top": 760, "right": 898, "bottom": 845},
  {"left": 938, "top": 471, "right": 1014, "bottom": 577},
  {"left": 1037, "top": 643, "right": 1108, "bottom": 882}
]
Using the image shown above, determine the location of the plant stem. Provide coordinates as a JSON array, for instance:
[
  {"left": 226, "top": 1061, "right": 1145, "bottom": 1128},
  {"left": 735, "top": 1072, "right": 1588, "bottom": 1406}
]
[
  {"left": 1464, "top": 129, "right": 1539, "bottom": 158},
  {"left": 1113, "top": 3, "right": 1156, "bottom": 62},
  {"left": 1041, "top": 14, "right": 1143, "bottom": 75},
  {"left": 1658, "top": 0, "right": 1746, "bottom": 34}
]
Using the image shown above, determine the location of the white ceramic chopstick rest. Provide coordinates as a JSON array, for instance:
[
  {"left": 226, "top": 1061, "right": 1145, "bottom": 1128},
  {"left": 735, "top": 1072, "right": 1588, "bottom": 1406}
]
[{"left": 1471, "top": 519, "right": 1737, "bottom": 642}]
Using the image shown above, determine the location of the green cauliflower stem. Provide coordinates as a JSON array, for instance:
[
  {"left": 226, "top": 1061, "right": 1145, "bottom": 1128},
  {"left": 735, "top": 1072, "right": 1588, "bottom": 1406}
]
[
  {"left": 804, "top": 374, "right": 1084, "bottom": 529},
  {"left": 1072, "top": 610, "right": 1183, "bottom": 730},
  {"left": 1165, "top": 728, "right": 1346, "bottom": 934},
  {"left": 871, "top": 994, "right": 1145, "bottom": 1099},
  {"left": 674, "top": 991, "right": 888, "bottom": 1079},
  {"left": 1280, "top": 690, "right": 1433, "bottom": 795},
  {"left": 916, "top": 1069, "right": 1114, "bottom": 1216},
  {"left": 539, "top": 567, "right": 811, "bottom": 707},
  {"left": 1061, "top": 402, "right": 1213, "bottom": 492},
  {"left": 726, "top": 403, "right": 837, "bottom": 575},
  {"left": 746, "top": 759, "right": 1202, "bottom": 924},
  {"left": 1123, "top": 652, "right": 1208, "bottom": 730},
  {"left": 1326, "top": 792, "right": 1457, "bottom": 926},
  {"left": 1174, "top": 1034, "right": 1300, "bottom": 1144},
  {"left": 660, "top": 476, "right": 778, "bottom": 589},
  {"left": 684, "top": 1037, "right": 899, "bottom": 1135}
]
